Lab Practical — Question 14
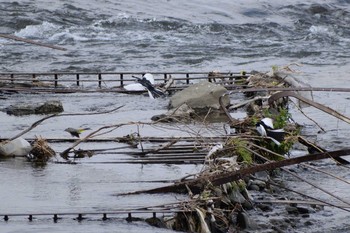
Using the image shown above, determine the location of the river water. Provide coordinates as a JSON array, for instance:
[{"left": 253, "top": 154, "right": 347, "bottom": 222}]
[{"left": 1, "top": 0, "right": 350, "bottom": 232}]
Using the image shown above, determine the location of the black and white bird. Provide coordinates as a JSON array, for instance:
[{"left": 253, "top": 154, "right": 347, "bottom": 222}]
[
  {"left": 256, "top": 117, "right": 285, "bottom": 146},
  {"left": 124, "top": 73, "right": 165, "bottom": 99}
]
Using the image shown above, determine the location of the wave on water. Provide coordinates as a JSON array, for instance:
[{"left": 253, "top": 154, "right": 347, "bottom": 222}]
[{"left": 0, "top": 1, "right": 350, "bottom": 72}]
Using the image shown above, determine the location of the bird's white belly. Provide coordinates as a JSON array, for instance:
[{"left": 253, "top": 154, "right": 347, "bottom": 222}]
[{"left": 124, "top": 83, "right": 146, "bottom": 91}]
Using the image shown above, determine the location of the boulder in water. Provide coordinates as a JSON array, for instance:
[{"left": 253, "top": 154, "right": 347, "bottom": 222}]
[
  {"left": 5, "top": 100, "right": 64, "bottom": 116},
  {"left": 168, "top": 81, "right": 230, "bottom": 111}
]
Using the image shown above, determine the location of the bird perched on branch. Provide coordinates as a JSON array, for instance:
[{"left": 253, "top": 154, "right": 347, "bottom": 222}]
[
  {"left": 256, "top": 117, "right": 285, "bottom": 146},
  {"left": 131, "top": 73, "right": 165, "bottom": 99},
  {"left": 64, "top": 127, "right": 91, "bottom": 138}
]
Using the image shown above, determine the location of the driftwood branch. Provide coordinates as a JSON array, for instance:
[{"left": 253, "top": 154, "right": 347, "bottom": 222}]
[
  {"left": 0, "top": 33, "right": 67, "bottom": 51},
  {"left": 10, "top": 105, "right": 124, "bottom": 141},
  {"left": 120, "top": 148, "right": 350, "bottom": 195},
  {"left": 269, "top": 91, "right": 350, "bottom": 125}
]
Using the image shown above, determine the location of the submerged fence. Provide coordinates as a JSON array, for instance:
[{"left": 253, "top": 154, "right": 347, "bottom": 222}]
[{"left": 0, "top": 72, "right": 248, "bottom": 91}]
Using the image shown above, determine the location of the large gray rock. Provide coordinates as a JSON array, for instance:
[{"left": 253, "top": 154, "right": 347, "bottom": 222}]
[
  {"left": 5, "top": 100, "right": 64, "bottom": 116},
  {"left": 35, "top": 100, "right": 63, "bottom": 114},
  {"left": 168, "top": 81, "right": 230, "bottom": 111}
]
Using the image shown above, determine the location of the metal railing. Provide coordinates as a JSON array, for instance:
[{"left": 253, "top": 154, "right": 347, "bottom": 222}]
[{"left": 0, "top": 72, "right": 248, "bottom": 89}]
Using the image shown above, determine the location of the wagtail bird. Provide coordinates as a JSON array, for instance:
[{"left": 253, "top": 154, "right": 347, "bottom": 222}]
[
  {"left": 64, "top": 127, "right": 91, "bottom": 138},
  {"left": 256, "top": 117, "right": 285, "bottom": 146}
]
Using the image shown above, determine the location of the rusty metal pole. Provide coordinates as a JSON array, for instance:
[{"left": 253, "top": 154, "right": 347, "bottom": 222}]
[
  {"left": 54, "top": 74, "right": 58, "bottom": 87},
  {"left": 98, "top": 73, "right": 102, "bottom": 88},
  {"left": 120, "top": 73, "right": 124, "bottom": 87},
  {"left": 76, "top": 74, "right": 80, "bottom": 86},
  {"left": 32, "top": 73, "right": 36, "bottom": 85}
]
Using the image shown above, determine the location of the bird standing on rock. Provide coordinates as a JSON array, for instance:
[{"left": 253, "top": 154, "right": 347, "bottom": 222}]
[
  {"left": 256, "top": 117, "right": 285, "bottom": 146},
  {"left": 64, "top": 127, "right": 91, "bottom": 138}
]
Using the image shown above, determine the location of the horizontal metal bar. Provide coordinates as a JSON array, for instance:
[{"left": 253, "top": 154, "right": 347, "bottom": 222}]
[
  {"left": 0, "top": 71, "right": 246, "bottom": 75},
  {"left": 0, "top": 137, "right": 226, "bottom": 145},
  {"left": 70, "top": 159, "right": 205, "bottom": 164},
  {"left": 0, "top": 209, "right": 187, "bottom": 218}
]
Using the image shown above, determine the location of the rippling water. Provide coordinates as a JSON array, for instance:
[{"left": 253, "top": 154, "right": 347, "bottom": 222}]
[
  {"left": 1, "top": 0, "right": 350, "bottom": 232},
  {"left": 1, "top": 0, "right": 350, "bottom": 75}
]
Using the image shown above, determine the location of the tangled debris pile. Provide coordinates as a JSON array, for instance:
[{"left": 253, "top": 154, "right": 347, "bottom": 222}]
[
  {"left": 118, "top": 67, "right": 350, "bottom": 232},
  {"left": 28, "top": 137, "right": 56, "bottom": 163}
]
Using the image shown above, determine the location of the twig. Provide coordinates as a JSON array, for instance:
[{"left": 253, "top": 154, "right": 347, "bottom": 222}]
[
  {"left": 269, "top": 91, "right": 350, "bottom": 125},
  {"left": 256, "top": 178, "right": 350, "bottom": 212},
  {"left": 247, "top": 145, "right": 350, "bottom": 206},
  {"left": 9, "top": 105, "right": 124, "bottom": 141},
  {"left": 228, "top": 96, "right": 269, "bottom": 110},
  {"left": 290, "top": 99, "right": 325, "bottom": 132},
  {"left": 301, "top": 163, "right": 350, "bottom": 185}
]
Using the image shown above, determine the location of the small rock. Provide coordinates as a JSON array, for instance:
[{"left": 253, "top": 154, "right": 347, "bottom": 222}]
[
  {"left": 242, "top": 200, "right": 254, "bottom": 210},
  {"left": 151, "top": 103, "right": 194, "bottom": 122},
  {"left": 297, "top": 206, "right": 314, "bottom": 214},
  {"left": 254, "top": 171, "right": 269, "bottom": 181},
  {"left": 145, "top": 217, "right": 166, "bottom": 228},
  {"left": 272, "top": 225, "right": 285, "bottom": 233},
  {"left": 35, "top": 100, "right": 63, "bottom": 114},
  {"left": 286, "top": 206, "right": 299, "bottom": 215},
  {"left": 257, "top": 204, "right": 273, "bottom": 212},
  {"left": 5, "top": 104, "right": 35, "bottom": 116},
  {"left": 229, "top": 189, "right": 246, "bottom": 204},
  {"left": 250, "top": 180, "right": 266, "bottom": 189},
  {"left": 236, "top": 212, "right": 257, "bottom": 230},
  {"left": 5, "top": 100, "right": 64, "bottom": 116},
  {"left": 247, "top": 184, "right": 260, "bottom": 191},
  {"left": 304, "top": 220, "right": 313, "bottom": 226}
]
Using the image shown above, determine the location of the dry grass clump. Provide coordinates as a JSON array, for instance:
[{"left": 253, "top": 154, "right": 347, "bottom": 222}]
[{"left": 29, "top": 137, "right": 55, "bottom": 162}]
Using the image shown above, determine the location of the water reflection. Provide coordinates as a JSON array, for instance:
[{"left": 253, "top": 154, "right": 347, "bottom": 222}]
[{"left": 67, "top": 177, "right": 82, "bottom": 203}]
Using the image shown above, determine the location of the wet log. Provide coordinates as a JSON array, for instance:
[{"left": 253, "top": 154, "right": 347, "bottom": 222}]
[{"left": 121, "top": 148, "right": 350, "bottom": 195}]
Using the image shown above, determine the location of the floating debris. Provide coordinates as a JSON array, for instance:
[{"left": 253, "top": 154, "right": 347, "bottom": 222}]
[{"left": 28, "top": 137, "right": 55, "bottom": 163}]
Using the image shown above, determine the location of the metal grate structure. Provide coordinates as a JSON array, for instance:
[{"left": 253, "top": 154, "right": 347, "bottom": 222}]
[{"left": 0, "top": 72, "right": 248, "bottom": 92}]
